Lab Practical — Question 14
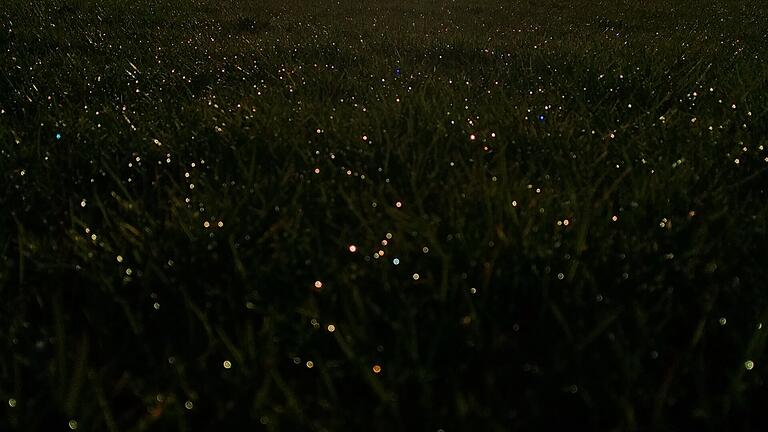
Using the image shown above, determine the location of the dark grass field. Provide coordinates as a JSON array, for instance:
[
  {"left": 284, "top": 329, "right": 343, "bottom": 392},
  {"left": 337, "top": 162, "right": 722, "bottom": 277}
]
[{"left": 2, "top": 0, "right": 768, "bottom": 430}]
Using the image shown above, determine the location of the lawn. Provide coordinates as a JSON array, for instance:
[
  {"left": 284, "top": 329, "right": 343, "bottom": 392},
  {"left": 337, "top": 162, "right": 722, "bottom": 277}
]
[{"left": 1, "top": 0, "right": 768, "bottom": 429}]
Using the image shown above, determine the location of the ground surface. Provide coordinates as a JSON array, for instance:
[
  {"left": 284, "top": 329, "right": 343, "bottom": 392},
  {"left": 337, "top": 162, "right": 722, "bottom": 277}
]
[{"left": 2, "top": 0, "right": 768, "bottom": 430}]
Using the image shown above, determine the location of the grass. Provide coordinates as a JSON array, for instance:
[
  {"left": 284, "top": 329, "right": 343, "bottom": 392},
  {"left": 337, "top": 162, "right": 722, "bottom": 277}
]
[{"left": 1, "top": 0, "right": 768, "bottom": 429}]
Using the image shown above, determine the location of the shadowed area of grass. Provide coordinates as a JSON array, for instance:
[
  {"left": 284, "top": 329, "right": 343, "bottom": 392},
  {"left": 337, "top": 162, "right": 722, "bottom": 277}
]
[{"left": 1, "top": 0, "right": 768, "bottom": 430}]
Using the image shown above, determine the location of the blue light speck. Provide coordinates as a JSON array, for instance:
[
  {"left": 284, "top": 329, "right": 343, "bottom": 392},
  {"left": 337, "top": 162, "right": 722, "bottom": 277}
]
[{"left": 55, "top": 133, "right": 61, "bottom": 140}]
